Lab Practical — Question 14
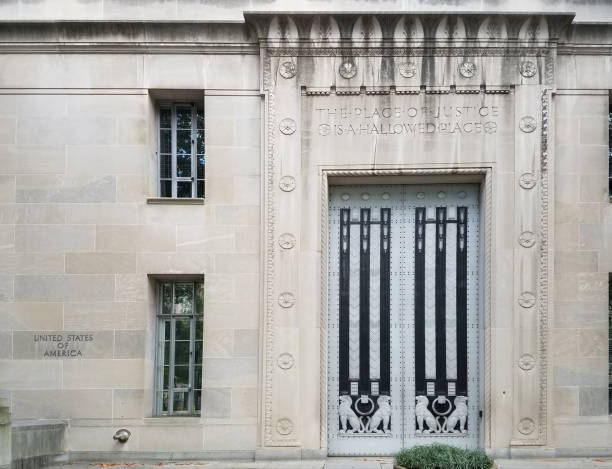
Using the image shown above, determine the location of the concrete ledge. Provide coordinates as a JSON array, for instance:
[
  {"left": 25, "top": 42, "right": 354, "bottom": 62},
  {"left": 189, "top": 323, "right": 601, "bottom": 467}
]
[
  {"left": 11, "top": 420, "right": 66, "bottom": 469},
  {"left": 70, "top": 451, "right": 254, "bottom": 462}
]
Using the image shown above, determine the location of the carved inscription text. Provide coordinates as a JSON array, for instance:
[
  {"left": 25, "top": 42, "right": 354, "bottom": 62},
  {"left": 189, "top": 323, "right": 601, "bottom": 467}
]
[{"left": 315, "top": 104, "right": 500, "bottom": 137}]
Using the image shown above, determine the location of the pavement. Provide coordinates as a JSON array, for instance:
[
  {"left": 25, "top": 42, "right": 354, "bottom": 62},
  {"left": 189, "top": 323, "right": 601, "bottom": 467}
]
[{"left": 45, "top": 457, "right": 612, "bottom": 469}]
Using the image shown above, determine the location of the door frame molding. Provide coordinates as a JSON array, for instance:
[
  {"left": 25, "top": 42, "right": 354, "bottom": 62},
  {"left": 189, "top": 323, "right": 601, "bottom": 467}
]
[{"left": 319, "top": 166, "right": 493, "bottom": 454}]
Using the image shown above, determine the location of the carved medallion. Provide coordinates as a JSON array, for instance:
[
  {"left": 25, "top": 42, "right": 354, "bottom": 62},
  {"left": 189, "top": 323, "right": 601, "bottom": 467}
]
[
  {"left": 519, "top": 172, "right": 537, "bottom": 190},
  {"left": 518, "top": 292, "right": 536, "bottom": 309},
  {"left": 519, "top": 116, "right": 537, "bottom": 133},
  {"left": 279, "top": 175, "right": 296, "bottom": 192},
  {"left": 518, "top": 354, "right": 536, "bottom": 371},
  {"left": 339, "top": 61, "right": 357, "bottom": 79},
  {"left": 458, "top": 61, "right": 476, "bottom": 78},
  {"left": 361, "top": 193, "right": 371, "bottom": 200},
  {"left": 518, "top": 231, "right": 536, "bottom": 248},
  {"left": 318, "top": 124, "right": 331, "bottom": 136},
  {"left": 518, "top": 417, "right": 535, "bottom": 435},
  {"left": 398, "top": 61, "right": 417, "bottom": 78},
  {"left": 519, "top": 60, "right": 537, "bottom": 78},
  {"left": 279, "top": 117, "right": 297, "bottom": 135},
  {"left": 276, "top": 418, "right": 294, "bottom": 435},
  {"left": 278, "top": 233, "right": 296, "bottom": 250},
  {"left": 278, "top": 292, "right": 296, "bottom": 308},
  {"left": 279, "top": 61, "right": 297, "bottom": 79},
  {"left": 341, "top": 193, "right": 350, "bottom": 201},
  {"left": 457, "top": 191, "right": 467, "bottom": 199},
  {"left": 483, "top": 121, "right": 497, "bottom": 134},
  {"left": 277, "top": 352, "right": 295, "bottom": 370}
]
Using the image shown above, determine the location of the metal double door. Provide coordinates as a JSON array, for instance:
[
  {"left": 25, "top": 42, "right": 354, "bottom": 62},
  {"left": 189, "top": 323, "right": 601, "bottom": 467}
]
[{"left": 327, "top": 184, "right": 481, "bottom": 455}]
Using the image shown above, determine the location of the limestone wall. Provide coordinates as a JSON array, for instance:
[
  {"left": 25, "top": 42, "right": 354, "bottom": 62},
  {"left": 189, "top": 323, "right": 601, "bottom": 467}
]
[
  {"left": 0, "top": 0, "right": 610, "bottom": 23},
  {"left": 0, "top": 52, "right": 262, "bottom": 456}
]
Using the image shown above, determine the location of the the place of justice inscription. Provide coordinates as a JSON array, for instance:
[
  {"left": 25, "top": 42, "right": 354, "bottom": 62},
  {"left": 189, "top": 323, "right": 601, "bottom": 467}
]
[{"left": 315, "top": 104, "right": 501, "bottom": 137}]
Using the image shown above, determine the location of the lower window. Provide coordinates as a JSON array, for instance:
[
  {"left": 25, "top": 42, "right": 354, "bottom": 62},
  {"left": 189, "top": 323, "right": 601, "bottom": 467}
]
[{"left": 155, "top": 280, "right": 203, "bottom": 416}]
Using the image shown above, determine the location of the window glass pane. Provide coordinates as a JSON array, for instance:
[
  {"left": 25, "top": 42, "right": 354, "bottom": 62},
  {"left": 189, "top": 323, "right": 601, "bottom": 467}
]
[
  {"left": 196, "top": 318, "right": 203, "bottom": 339},
  {"left": 161, "top": 283, "right": 173, "bottom": 314},
  {"left": 175, "top": 318, "right": 191, "bottom": 340},
  {"left": 173, "top": 391, "right": 188, "bottom": 412},
  {"left": 174, "top": 365, "right": 189, "bottom": 388},
  {"left": 174, "top": 341, "right": 190, "bottom": 365},
  {"left": 197, "top": 129, "right": 204, "bottom": 154},
  {"left": 197, "top": 155, "right": 204, "bottom": 179},
  {"left": 160, "top": 154, "right": 171, "bottom": 179},
  {"left": 197, "top": 108, "right": 204, "bottom": 129},
  {"left": 176, "top": 130, "right": 191, "bottom": 156},
  {"left": 175, "top": 283, "right": 193, "bottom": 315},
  {"left": 177, "top": 181, "right": 192, "bottom": 198},
  {"left": 195, "top": 284, "right": 203, "bottom": 315},
  {"left": 177, "top": 153, "right": 191, "bottom": 178},
  {"left": 163, "top": 341, "right": 170, "bottom": 365},
  {"left": 163, "top": 365, "right": 169, "bottom": 390},
  {"left": 160, "top": 108, "right": 171, "bottom": 128},
  {"left": 161, "top": 391, "right": 169, "bottom": 412},
  {"left": 160, "top": 180, "right": 172, "bottom": 198},
  {"left": 194, "top": 365, "right": 202, "bottom": 389},
  {"left": 163, "top": 320, "right": 171, "bottom": 340},
  {"left": 176, "top": 107, "right": 192, "bottom": 129},
  {"left": 160, "top": 129, "right": 171, "bottom": 154},
  {"left": 194, "top": 341, "right": 202, "bottom": 365},
  {"left": 196, "top": 181, "right": 204, "bottom": 198},
  {"left": 193, "top": 390, "right": 201, "bottom": 413}
]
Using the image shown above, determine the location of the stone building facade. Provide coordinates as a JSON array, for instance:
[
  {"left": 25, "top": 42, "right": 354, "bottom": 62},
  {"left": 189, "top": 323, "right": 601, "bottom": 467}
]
[{"left": 0, "top": 0, "right": 610, "bottom": 461}]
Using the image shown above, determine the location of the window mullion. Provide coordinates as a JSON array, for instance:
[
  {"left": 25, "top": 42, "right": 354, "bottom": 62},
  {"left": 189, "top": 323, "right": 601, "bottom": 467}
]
[
  {"left": 171, "top": 104, "right": 177, "bottom": 198},
  {"left": 188, "top": 315, "right": 195, "bottom": 415},
  {"left": 191, "top": 105, "right": 197, "bottom": 198}
]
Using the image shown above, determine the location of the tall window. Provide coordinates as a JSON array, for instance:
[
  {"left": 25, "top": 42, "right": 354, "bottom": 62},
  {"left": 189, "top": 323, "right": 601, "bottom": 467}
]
[
  {"left": 159, "top": 103, "right": 205, "bottom": 198},
  {"left": 608, "top": 101, "right": 611, "bottom": 195},
  {"left": 156, "top": 281, "right": 203, "bottom": 416},
  {"left": 608, "top": 98, "right": 612, "bottom": 197}
]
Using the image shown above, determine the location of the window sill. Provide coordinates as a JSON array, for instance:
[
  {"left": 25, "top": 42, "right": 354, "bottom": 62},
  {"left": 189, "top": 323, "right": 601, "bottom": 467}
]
[
  {"left": 146, "top": 197, "right": 205, "bottom": 205},
  {"left": 143, "top": 416, "right": 202, "bottom": 425}
]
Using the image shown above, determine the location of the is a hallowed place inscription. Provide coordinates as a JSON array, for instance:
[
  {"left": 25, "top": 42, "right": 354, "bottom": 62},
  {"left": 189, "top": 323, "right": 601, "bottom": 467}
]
[{"left": 315, "top": 104, "right": 500, "bottom": 137}]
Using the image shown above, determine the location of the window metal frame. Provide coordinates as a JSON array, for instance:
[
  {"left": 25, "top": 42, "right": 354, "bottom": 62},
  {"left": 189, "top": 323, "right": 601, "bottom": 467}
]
[
  {"left": 154, "top": 281, "right": 203, "bottom": 416},
  {"left": 157, "top": 101, "right": 205, "bottom": 199}
]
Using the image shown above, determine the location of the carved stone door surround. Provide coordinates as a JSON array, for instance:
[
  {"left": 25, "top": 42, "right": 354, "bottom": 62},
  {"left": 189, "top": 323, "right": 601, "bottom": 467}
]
[{"left": 245, "top": 12, "right": 570, "bottom": 454}]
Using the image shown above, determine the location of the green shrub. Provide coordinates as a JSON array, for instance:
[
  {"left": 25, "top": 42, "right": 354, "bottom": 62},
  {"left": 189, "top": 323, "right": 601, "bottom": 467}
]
[{"left": 395, "top": 443, "right": 494, "bottom": 469}]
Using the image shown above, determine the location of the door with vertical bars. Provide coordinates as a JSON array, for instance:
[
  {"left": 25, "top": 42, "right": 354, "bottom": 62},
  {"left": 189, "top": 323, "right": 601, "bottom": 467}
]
[{"left": 327, "top": 184, "right": 480, "bottom": 455}]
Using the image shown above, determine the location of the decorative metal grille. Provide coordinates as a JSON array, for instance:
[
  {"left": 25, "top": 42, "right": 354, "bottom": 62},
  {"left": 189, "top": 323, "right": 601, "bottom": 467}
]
[{"left": 328, "top": 184, "right": 480, "bottom": 455}]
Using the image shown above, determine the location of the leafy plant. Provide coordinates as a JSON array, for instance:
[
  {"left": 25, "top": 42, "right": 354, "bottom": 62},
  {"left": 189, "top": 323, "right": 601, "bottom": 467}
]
[{"left": 395, "top": 443, "right": 494, "bottom": 469}]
